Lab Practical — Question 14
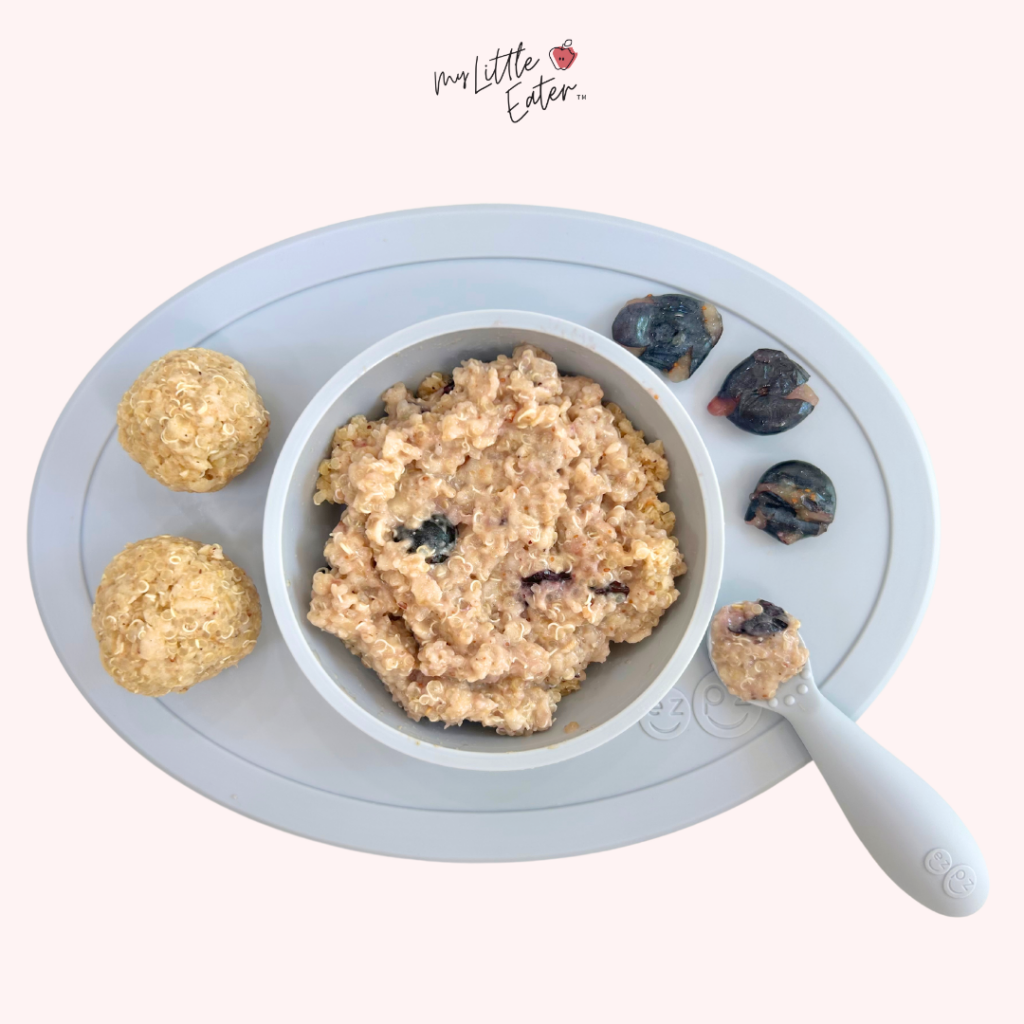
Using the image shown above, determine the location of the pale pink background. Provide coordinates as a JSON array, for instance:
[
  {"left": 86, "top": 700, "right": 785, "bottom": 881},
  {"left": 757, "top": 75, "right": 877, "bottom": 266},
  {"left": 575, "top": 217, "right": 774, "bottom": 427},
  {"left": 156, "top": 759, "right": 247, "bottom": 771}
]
[{"left": 3, "top": 2, "right": 1021, "bottom": 1021}]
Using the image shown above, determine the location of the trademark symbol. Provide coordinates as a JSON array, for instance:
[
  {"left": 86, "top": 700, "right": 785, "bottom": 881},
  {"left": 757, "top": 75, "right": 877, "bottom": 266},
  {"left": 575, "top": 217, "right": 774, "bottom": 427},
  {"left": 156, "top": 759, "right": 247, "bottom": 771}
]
[{"left": 577, "top": 93, "right": 586, "bottom": 100}]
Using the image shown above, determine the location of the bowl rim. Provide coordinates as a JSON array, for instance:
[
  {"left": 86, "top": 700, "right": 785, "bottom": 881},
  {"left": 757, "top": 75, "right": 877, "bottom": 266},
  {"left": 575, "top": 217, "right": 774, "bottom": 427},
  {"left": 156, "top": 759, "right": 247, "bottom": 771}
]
[{"left": 262, "top": 309, "right": 724, "bottom": 770}]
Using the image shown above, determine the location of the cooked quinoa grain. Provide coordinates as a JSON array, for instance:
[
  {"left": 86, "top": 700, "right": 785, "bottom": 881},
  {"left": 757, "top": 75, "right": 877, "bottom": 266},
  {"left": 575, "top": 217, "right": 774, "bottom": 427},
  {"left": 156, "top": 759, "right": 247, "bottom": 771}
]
[
  {"left": 117, "top": 348, "right": 270, "bottom": 492},
  {"left": 309, "top": 345, "right": 685, "bottom": 736},
  {"left": 92, "top": 536, "right": 261, "bottom": 696}
]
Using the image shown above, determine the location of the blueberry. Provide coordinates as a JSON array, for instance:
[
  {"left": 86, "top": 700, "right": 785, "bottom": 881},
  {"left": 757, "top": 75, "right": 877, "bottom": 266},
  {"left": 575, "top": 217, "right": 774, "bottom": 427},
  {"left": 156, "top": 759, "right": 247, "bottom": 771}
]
[
  {"left": 394, "top": 513, "right": 458, "bottom": 564},
  {"left": 590, "top": 581, "right": 629, "bottom": 598},
  {"left": 707, "top": 349, "right": 819, "bottom": 434},
  {"left": 612, "top": 293, "right": 723, "bottom": 381},
  {"left": 745, "top": 461, "right": 836, "bottom": 545},
  {"left": 522, "top": 570, "right": 573, "bottom": 587},
  {"left": 731, "top": 600, "right": 790, "bottom": 637}
]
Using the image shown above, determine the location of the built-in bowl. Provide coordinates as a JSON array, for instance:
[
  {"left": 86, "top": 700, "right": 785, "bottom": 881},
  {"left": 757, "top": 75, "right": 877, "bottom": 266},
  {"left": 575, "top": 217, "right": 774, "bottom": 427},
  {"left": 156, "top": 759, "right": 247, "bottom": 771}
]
[{"left": 263, "top": 310, "right": 724, "bottom": 770}]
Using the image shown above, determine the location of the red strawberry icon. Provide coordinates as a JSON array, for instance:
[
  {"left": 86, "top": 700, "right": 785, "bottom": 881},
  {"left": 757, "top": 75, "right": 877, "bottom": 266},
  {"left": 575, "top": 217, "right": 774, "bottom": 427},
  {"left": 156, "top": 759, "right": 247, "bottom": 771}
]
[{"left": 549, "top": 39, "right": 578, "bottom": 70}]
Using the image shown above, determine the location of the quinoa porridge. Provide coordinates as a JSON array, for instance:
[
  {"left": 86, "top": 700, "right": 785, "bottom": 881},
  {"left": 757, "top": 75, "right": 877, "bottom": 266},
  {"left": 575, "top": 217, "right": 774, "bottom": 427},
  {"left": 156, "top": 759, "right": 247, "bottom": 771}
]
[
  {"left": 709, "top": 600, "right": 808, "bottom": 702},
  {"left": 308, "top": 345, "right": 686, "bottom": 735}
]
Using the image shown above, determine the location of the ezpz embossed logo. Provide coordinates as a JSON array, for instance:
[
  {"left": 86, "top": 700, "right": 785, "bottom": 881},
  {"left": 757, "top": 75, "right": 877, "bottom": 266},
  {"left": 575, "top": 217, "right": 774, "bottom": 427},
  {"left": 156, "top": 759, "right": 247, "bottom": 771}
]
[
  {"left": 943, "top": 865, "right": 978, "bottom": 899},
  {"left": 432, "top": 40, "right": 583, "bottom": 124},
  {"left": 924, "top": 849, "right": 953, "bottom": 875},
  {"left": 694, "top": 672, "right": 762, "bottom": 739},
  {"left": 640, "top": 687, "right": 692, "bottom": 740}
]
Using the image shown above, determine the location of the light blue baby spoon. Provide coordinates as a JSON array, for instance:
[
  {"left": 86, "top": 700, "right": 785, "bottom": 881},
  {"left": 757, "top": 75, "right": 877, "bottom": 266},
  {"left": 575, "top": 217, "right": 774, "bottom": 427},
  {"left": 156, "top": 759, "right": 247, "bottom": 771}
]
[{"left": 707, "top": 631, "right": 989, "bottom": 916}]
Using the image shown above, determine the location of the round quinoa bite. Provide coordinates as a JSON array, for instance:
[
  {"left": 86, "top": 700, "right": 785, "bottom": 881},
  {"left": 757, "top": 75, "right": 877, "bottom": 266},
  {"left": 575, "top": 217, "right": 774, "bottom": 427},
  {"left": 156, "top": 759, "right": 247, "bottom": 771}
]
[
  {"left": 116, "top": 348, "right": 270, "bottom": 492},
  {"left": 308, "top": 344, "right": 686, "bottom": 736},
  {"left": 92, "top": 536, "right": 261, "bottom": 696}
]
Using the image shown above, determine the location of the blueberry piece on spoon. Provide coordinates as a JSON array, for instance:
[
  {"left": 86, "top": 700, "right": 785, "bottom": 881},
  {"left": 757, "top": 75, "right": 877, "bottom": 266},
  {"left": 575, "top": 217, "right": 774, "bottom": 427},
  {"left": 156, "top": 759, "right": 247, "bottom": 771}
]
[{"left": 732, "top": 599, "right": 790, "bottom": 636}]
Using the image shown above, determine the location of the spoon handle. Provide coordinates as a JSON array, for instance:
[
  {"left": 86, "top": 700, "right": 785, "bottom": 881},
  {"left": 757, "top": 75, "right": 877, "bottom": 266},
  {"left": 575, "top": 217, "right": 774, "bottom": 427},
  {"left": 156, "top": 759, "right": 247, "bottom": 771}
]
[{"left": 777, "top": 678, "right": 988, "bottom": 916}]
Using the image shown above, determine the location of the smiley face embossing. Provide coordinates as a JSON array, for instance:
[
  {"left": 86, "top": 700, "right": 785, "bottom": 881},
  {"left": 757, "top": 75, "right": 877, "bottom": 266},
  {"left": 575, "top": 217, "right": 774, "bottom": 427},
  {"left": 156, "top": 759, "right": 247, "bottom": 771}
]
[
  {"left": 943, "top": 865, "right": 977, "bottom": 899},
  {"left": 640, "top": 687, "right": 691, "bottom": 740},
  {"left": 694, "top": 672, "right": 762, "bottom": 739},
  {"left": 924, "top": 849, "right": 953, "bottom": 875}
]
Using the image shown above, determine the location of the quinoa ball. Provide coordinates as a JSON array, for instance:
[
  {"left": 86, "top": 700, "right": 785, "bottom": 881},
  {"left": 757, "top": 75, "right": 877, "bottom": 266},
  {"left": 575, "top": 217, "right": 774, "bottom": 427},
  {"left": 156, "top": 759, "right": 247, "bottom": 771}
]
[
  {"left": 92, "top": 536, "right": 262, "bottom": 696},
  {"left": 117, "top": 348, "right": 270, "bottom": 492}
]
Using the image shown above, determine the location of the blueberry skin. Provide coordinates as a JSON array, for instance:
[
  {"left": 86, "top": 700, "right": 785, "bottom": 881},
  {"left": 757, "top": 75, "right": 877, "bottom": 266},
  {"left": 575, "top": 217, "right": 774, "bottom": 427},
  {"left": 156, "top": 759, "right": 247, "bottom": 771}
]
[
  {"left": 708, "top": 349, "right": 818, "bottom": 434},
  {"left": 611, "top": 293, "right": 723, "bottom": 381},
  {"left": 745, "top": 460, "right": 836, "bottom": 544},
  {"left": 732, "top": 600, "right": 790, "bottom": 637},
  {"left": 590, "top": 580, "right": 629, "bottom": 597},
  {"left": 522, "top": 570, "right": 573, "bottom": 587},
  {"left": 394, "top": 513, "right": 458, "bottom": 564}
]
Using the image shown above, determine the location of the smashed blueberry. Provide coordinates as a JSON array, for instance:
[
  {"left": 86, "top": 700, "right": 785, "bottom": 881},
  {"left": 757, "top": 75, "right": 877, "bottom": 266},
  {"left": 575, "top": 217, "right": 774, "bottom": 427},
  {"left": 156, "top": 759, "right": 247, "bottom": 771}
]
[
  {"left": 522, "top": 570, "right": 573, "bottom": 587},
  {"left": 590, "top": 581, "right": 629, "bottom": 597},
  {"left": 746, "top": 461, "right": 836, "bottom": 545},
  {"left": 707, "top": 349, "right": 818, "bottom": 434},
  {"left": 730, "top": 600, "right": 790, "bottom": 638},
  {"left": 612, "top": 293, "right": 724, "bottom": 381},
  {"left": 394, "top": 513, "right": 458, "bottom": 564}
]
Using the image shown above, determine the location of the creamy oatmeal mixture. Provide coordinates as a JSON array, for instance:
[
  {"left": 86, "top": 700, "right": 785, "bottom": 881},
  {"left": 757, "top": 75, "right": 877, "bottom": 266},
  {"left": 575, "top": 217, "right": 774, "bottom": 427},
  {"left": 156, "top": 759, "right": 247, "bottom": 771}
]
[
  {"left": 117, "top": 348, "right": 270, "bottom": 492},
  {"left": 309, "top": 345, "right": 685, "bottom": 735},
  {"left": 709, "top": 600, "right": 808, "bottom": 702},
  {"left": 92, "top": 536, "right": 262, "bottom": 696}
]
